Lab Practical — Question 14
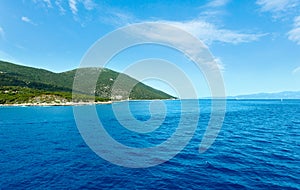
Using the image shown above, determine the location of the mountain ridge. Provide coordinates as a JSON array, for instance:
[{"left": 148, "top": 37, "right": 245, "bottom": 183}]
[
  {"left": 227, "top": 91, "right": 300, "bottom": 99},
  {"left": 0, "top": 60, "right": 175, "bottom": 104}
]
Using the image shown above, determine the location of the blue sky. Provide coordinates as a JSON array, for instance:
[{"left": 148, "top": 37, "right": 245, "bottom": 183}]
[{"left": 0, "top": 0, "right": 300, "bottom": 97}]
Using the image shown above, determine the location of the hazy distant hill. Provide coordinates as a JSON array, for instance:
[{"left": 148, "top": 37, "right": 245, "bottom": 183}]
[
  {"left": 228, "top": 91, "right": 300, "bottom": 99},
  {"left": 0, "top": 60, "right": 174, "bottom": 104}
]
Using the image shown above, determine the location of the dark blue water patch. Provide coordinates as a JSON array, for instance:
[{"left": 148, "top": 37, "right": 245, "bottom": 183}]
[{"left": 0, "top": 100, "right": 300, "bottom": 189}]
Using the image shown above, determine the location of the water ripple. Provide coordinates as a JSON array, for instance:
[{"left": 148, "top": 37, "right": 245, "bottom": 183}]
[{"left": 0, "top": 100, "right": 299, "bottom": 189}]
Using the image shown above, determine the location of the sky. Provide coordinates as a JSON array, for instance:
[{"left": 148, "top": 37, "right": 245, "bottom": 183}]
[{"left": 0, "top": 0, "right": 300, "bottom": 97}]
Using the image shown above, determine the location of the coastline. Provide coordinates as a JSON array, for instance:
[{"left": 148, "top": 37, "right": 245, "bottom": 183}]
[
  {"left": 0, "top": 101, "right": 112, "bottom": 107},
  {"left": 0, "top": 98, "right": 178, "bottom": 107}
]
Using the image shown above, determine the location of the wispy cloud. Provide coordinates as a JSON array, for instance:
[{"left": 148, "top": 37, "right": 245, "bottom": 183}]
[
  {"left": 32, "top": 0, "right": 52, "bottom": 8},
  {"left": 43, "top": 0, "right": 52, "bottom": 8},
  {"left": 292, "top": 66, "right": 300, "bottom": 74},
  {"left": 82, "top": 0, "right": 96, "bottom": 10},
  {"left": 125, "top": 23, "right": 221, "bottom": 73},
  {"left": 256, "top": 0, "right": 299, "bottom": 13},
  {"left": 46, "top": 0, "right": 130, "bottom": 26},
  {"left": 21, "top": 16, "right": 37, "bottom": 25},
  {"left": 206, "top": 0, "right": 231, "bottom": 8},
  {"left": 256, "top": 0, "right": 300, "bottom": 44},
  {"left": 160, "top": 19, "right": 266, "bottom": 44},
  {"left": 32, "top": 0, "right": 263, "bottom": 45},
  {"left": 69, "top": 0, "right": 78, "bottom": 15},
  {"left": 288, "top": 16, "right": 300, "bottom": 44},
  {"left": 51, "top": 0, "right": 97, "bottom": 15},
  {"left": 21, "top": 16, "right": 31, "bottom": 23},
  {"left": 55, "top": 0, "right": 66, "bottom": 14},
  {"left": 100, "top": 9, "right": 136, "bottom": 26},
  {"left": 213, "top": 57, "right": 225, "bottom": 71},
  {"left": 199, "top": 0, "right": 230, "bottom": 20},
  {"left": 125, "top": 22, "right": 263, "bottom": 73},
  {"left": 67, "top": 0, "right": 96, "bottom": 15}
]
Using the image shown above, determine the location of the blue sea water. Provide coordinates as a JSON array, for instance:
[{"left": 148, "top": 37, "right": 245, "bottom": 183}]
[{"left": 0, "top": 100, "right": 299, "bottom": 189}]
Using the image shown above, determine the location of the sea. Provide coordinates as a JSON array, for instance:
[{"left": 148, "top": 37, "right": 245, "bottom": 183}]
[{"left": 0, "top": 99, "right": 299, "bottom": 189}]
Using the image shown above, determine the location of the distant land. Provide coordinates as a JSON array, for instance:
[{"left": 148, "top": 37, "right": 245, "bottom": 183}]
[
  {"left": 227, "top": 91, "right": 300, "bottom": 99},
  {"left": 0, "top": 60, "right": 174, "bottom": 105}
]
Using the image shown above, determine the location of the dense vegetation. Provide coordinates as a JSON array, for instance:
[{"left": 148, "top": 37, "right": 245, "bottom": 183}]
[{"left": 0, "top": 60, "right": 174, "bottom": 104}]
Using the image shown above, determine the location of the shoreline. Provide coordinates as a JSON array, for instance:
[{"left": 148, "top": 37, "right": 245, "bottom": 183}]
[
  {"left": 0, "top": 98, "right": 177, "bottom": 107},
  {"left": 0, "top": 101, "right": 112, "bottom": 107}
]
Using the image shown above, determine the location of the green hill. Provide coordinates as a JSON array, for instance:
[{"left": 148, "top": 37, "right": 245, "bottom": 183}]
[{"left": 0, "top": 60, "right": 174, "bottom": 104}]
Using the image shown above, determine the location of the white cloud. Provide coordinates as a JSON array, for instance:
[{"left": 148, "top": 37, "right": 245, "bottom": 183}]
[
  {"left": 43, "top": 0, "right": 52, "bottom": 8},
  {"left": 213, "top": 57, "right": 225, "bottom": 71},
  {"left": 55, "top": 0, "right": 66, "bottom": 14},
  {"left": 256, "top": 1, "right": 300, "bottom": 44},
  {"left": 21, "top": 16, "right": 37, "bottom": 25},
  {"left": 292, "top": 66, "right": 300, "bottom": 74},
  {"left": 32, "top": 0, "right": 97, "bottom": 15},
  {"left": 57, "top": 0, "right": 96, "bottom": 15},
  {"left": 124, "top": 20, "right": 265, "bottom": 73},
  {"left": 161, "top": 19, "right": 265, "bottom": 44},
  {"left": 34, "top": 0, "right": 132, "bottom": 26},
  {"left": 206, "top": 0, "right": 231, "bottom": 8},
  {"left": 82, "top": 0, "right": 96, "bottom": 10},
  {"left": 125, "top": 22, "right": 263, "bottom": 73},
  {"left": 199, "top": 0, "right": 230, "bottom": 19},
  {"left": 69, "top": 0, "right": 78, "bottom": 15},
  {"left": 21, "top": 16, "right": 31, "bottom": 23},
  {"left": 32, "top": 0, "right": 52, "bottom": 8},
  {"left": 256, "top": 0, "right": 299, "bottom": 12},
  {"left": 288, "top": 16, "right": 300, "bottom": 44}
]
